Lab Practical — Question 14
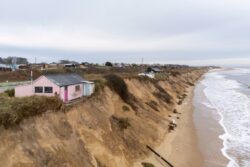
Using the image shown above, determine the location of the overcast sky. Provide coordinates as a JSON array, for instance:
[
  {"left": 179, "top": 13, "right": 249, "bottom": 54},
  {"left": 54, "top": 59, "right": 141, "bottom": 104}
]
[{"left": 0, "top": 0, "right": 250, "bottom": 66}]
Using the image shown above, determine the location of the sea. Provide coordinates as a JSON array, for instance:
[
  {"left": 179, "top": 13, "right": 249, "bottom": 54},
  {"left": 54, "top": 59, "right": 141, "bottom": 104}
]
[{"left": 193, "top": 68, "right": 250, "bottom": 167}]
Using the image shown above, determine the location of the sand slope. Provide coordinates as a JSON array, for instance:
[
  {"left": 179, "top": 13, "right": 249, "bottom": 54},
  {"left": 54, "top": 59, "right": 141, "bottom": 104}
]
[{"left": 0, "top": 69, "right": 206, "bottom": 167}]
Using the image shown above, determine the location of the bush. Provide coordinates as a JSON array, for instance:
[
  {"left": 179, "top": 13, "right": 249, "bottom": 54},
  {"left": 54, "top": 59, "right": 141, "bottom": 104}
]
[
  {"left": 141, "top": 162, "right": 155, "bottom": 167},
  {"left": 4, "top": 89, "right": 15, "bottom": 97},
  {"left": 0, "top": 96, "right": 63, "bottom": 128},
  {"left": 111, "top": 116, "right": 131, "bottom": 130},
  {"left": 105, "top": 62, "right": 113, "bottom": 67},
  {"left": 177, "top": 100, "right": 183, "bottom": 105},
  {"left": 105, "top": 75, "right": 138, "bottom": 110},
  {"left": 105, "top": 74, "right": 130, "bottom": 102},
  {"left": 93, "top": 79, "right": 106, "bottom": 94},
  {"left": 122, "top": 105, "right": 130, "bottom": 112}
]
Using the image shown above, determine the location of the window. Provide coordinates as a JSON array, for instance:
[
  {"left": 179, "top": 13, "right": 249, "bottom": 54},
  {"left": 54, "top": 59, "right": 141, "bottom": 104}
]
[
  {"left": 35, "top": 87, "right": 43, "bottom": 93},
  {"left": 45, "top": 87, "right": 53, "bottom": 93},
  {"left": 75, "top": 85, "right": 80, "bottom": 92}
]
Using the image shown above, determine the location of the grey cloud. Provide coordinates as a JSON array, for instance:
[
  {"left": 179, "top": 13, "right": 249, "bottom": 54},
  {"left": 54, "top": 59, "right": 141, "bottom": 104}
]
[{"left": 0, "top": 0, "right": 250, "bottom": 65}]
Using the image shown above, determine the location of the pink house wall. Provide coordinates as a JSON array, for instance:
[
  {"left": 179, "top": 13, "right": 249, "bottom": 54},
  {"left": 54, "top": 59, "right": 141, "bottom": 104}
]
[
  {"left": 60, "top": 87, "right": 65, "bottom": 102},
  {"left": 33, "top": 76, "right": 60, "bottom": 97},
  {"left": 15, "top": 76, "right": 86, "bottom": 103},
  {"left": 67, "top": 84, "right": 83, "bottom": 101},
  {"left": 15, "top": 84, "right": 34, "bottom": 97}
]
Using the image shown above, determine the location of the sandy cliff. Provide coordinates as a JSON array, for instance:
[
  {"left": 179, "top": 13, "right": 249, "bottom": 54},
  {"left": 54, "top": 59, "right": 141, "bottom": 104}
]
[{"left": 0, "top": 69, "right": 206, "bottom": 167}]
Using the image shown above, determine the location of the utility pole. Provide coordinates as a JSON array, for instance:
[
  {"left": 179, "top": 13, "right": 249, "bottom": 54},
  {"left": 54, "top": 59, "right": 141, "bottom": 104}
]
[
  {"left": 31, "top": 57, "right": 36, "bottom": 84},
  {"left": 31, "top": 70, "right": 33, "bottom": 83},
  {"left": 11, "top": 57, "right": 17, "bottom": 71},
  {"left": 141, "top": 57, "right": 144, "bottom": 65}
]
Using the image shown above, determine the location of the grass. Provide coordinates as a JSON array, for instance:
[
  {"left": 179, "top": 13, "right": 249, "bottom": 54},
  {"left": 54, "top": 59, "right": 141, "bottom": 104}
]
[
  {"left": 93, "top": 79, "right": 106, "bottom": 95},
  {"left": 96, "top": 158, "right": 107, "bottom": 167},
  {"left": 141, "top": 162, "right": 155, "bottom": 167},
  {"left": 133, "top": 77, "right": 173, "bottom": 104},
  {"left": 122, "top": 105, "right": 130, "bottom": 112},
  {"left": 153, "top": 92, "right": 172, "bottom": 104},
  {"left": 105, "top": 74, "right": 130, "bottom": 102},
  {"left": 146, "top": 100, "right": 159, "bottom": 112},
  {"left": 186, "top": 81, "right": 194, "bottom": 86},
  {"left": 111, "top": 116, "right": 131, "bottom": 130},
  {"left": 153, "top": 83, "right": 173, "bottom": 104},
  {"left": 177, "top": 100, "right": 183, "bottom": 105},
  {"left": 105, "top": 74, "right": 138, "bottom": 110},
  {"left": 0, "top": 94, "right": 63, "bottom": 128}
]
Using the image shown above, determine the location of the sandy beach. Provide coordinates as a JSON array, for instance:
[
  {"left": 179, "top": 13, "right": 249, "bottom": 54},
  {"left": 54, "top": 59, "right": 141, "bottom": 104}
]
[{"left": 134, "top": 86, "right": 204, "bottom": 167}]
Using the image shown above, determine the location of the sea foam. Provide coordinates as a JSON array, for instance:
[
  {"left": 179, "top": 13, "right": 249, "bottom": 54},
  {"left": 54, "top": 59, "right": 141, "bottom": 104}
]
[{"left": 201, "top": 70, "right": 250, "bottom": 167}]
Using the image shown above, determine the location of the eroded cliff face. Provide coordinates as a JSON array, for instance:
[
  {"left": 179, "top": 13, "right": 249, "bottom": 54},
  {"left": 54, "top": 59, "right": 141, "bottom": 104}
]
[{"left": 0, "top": 69, "right": 205, "bottom": 167}]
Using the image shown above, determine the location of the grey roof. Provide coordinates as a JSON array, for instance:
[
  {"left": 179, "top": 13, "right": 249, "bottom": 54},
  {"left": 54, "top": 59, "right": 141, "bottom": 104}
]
[
  {"left": 152, "top": 67, "right": 162, "bottom": 72},
  {"left": 44, "top": 73, "right": 86, "bottom": 86},
  {"left": 148, "top": 67, "right": 162, "bottom": 72}
]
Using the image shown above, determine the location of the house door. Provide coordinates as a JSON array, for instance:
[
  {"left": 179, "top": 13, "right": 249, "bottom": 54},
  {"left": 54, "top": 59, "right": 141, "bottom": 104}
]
[
  {"left": 82, "top": 83, "right": 85, "bottom": 96},
  {"left": 64, "top": 86, "right": 68, "bottom": 102}
]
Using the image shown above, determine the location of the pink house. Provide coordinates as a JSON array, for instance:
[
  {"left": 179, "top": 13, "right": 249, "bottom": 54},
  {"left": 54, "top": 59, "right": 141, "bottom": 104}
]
[{"left": 15, "top": 73, "right": 95, "bottom": 103}]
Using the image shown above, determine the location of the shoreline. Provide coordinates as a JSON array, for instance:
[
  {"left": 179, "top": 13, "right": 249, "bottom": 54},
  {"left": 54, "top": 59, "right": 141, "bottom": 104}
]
[
  {"left": 134, "top": 85, "right": 204, "bottom": 167},
  {"left": 193, "top": 78, "right": 229, "bottom": 167}
]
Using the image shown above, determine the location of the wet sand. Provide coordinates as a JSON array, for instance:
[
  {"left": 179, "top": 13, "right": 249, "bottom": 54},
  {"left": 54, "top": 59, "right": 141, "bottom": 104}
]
[
  {"left": 193, "top": 76, "right": 229, "bottom": 167},
  {"left": 134, "top": 86, "right": 204, "bottom": 167}
]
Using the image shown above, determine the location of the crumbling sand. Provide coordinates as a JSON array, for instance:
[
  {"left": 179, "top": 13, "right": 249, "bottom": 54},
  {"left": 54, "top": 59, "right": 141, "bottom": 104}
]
[{"left": 0, "top": 69, "right": 206, "bottom": 167}]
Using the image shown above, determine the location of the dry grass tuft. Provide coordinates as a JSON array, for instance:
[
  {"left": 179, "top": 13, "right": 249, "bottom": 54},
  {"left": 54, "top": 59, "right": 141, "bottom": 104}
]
[
  {"left": 141, "top": 162, "right": 155, "bottom": 167},
  {"left": 111, "top": 116, "right": 131, "bottom": 130}
]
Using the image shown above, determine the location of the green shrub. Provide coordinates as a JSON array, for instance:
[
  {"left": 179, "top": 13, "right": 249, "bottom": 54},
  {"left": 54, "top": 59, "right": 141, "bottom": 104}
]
[
  {"left": 122, "top": 105, "right": 130, "bottom": 112},
  {"left": 141, "top": 162, "right": 155, "bottom": 167},
  {"left": 4, "top": 89, "right": 15, "bottom": 97}
]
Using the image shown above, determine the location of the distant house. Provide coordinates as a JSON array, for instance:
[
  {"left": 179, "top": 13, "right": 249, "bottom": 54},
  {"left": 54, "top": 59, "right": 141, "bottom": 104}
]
[
  {"left": 0, "top": 64, "right": 12, "bottom": 71},
  {"left": 138, "top": 72, "right": 155, "bottom": 79},
  {"left": 15, "top": 73, "right": 95, "bottom": 103},
  {"left": 138, "top": 66, "right": 162, "bottom": 79},
  {"left": 18, "top": 64, "right": 29, "bottom": 70},
  {"left": 146, "top": 67, "right": 162, "bottom": 73},
  {"left": 64, "top": 64, "right": 77, "bottom": 68}
]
